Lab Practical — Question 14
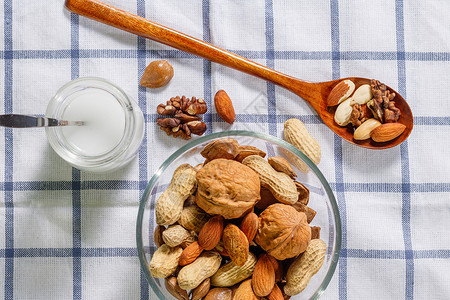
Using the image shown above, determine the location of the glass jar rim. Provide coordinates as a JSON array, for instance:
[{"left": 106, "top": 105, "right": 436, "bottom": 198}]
[{"left": 46, "top": 77, "right": 139, "bottom": 169}]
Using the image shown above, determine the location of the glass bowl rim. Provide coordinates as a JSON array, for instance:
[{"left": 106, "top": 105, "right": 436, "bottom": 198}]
[{"left": 136, "top": 130, "right": 342, "bottom": 299}]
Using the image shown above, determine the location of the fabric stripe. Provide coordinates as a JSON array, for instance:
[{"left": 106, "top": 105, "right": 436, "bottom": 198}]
[
  {"left": 264, "top": 0, "right": 277, "bottom": 136},
  {"left": 329, "top": 1, "right": 348, "bottom": 299},
  {"left": 3, "top": 0, "right": 14, "bottom": 298},
  {"left": 70, "top": 12, "right": 82, "bottom": 300},
  {"left": 0, "top": 49, "right": 450, "bottom": 61},
  {"left": 201, "top": 0, "right": 213, "bottom": 135},
  {"left": 395, "top": 0, "right": 414, "bottom": 299},
  {"left": 1, "top": 181, "right": 448, "bottom": 194},
  {"left": 136, "top": 1, "right": 149, "bottom": 298}
]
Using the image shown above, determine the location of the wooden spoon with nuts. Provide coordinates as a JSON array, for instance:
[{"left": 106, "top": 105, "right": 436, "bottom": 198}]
[{"left": 65, "top": 0, "right": 413, "bottom": 149}]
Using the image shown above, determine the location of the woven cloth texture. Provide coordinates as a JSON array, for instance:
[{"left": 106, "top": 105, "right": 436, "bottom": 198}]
[{"left": 0, "top": 0, "right": 449, "bottom": 299}]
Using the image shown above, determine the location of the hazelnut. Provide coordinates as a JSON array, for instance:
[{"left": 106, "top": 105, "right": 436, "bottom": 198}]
[{"left": 140, "top": 60, "right": 174, "bottom": 88}]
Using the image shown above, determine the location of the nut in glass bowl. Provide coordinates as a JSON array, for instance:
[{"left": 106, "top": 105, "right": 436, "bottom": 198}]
[{"left": 136, "top": 131, "right": 341, "bottom": 299}]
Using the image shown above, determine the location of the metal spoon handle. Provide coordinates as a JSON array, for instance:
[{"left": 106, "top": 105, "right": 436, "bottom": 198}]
[{"left": 0, "top": 114, "right": 84, "bottom": 128}]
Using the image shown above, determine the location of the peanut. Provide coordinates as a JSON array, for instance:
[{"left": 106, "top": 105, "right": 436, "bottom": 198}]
[
  {"left": 242, "top": 155, "right": 298, "bottom": 205},
  {"left": 162, "top": 224, "right": 190, "bottom": 247},
  {"left": 181, "top": 230, "right": 198, "bottom": 248},
  {"left": 149, "top": 244, "right": 183, "bottom": 278},
  {"left": 153, "top": 225, "right": 165, "bottom": 247},
  {"left": 177, "top": 251, "right": 222, "bottom": 290},
  {"left": 178, "top": 205, "right": 210, "bottom": 233},
  {"left": 155, "top": 164, "right": 197, "bottom": 225},
  {"left": 210, "top": 252, "right": 257, "bottom": 287},
  {"left": 283, "top": 118, "right": 321, "bottom": 173},
  {"left": 284, "top": 239, "right": 327, "bottom": 296}
]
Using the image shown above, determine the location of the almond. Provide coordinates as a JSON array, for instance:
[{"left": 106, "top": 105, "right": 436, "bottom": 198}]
[
  {"left": 353, "top": 118, "right": 381, "bottom": 140},
  {"left": 267, "top": 255, "right": 283, "bottom": 283},
  {"left": 140, "top": 60, "right": 174, "bottom": 88},
  {"left": 370, "top": 122, "right": 406, "bottom": 142},
  {"left": 198, "top": 215, "right": 224, "bottom": 250},
  {"left": 239, "top": 212, "right": 259, "bottom": 243},
  {"left": 267, "top": 284, "right": 284, "bottom": 300},
  {"left": 252, "top": 254, "right": 276, "bottom": 297},
  {"left": 204, "top": 287, "right": 233, "bottom": 300},
  {"left": 179, "top": 241, "right": 203, "bottom": 266},
  {"left": 223, "top": 223, "right": 249, "bottom": 266},
  {"left": 351, "top": 84, "right": 372, "bottom": 105},
  {"left": 214, "top": 90, "right": 235, "bottom": 124},
  {"left": 165, "top": 276, "right": 189, "bottom": 300},
  {"left": 334, "top": 97, "right": 353, "bottom": 126},
  {"left": 327, "top": 79, "right": 355, "bottom": 106},
  {"left": 191, "top": 278, "right": 210, "bottom": 300},
  {"left": 233, "top": 279, "right": 258, "bottom": 300}
]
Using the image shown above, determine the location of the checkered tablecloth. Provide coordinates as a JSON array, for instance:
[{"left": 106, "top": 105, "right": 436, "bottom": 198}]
[{"left": 1, "top": 0, "right": 449, "bottom": 299}]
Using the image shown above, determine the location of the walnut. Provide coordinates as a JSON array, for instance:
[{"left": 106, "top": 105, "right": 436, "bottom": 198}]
[
  {"left": 255, "top": 203, "right": 311, "bottom": 260},
  {"left": 368, "top": 79, "right": 401, "bottom": 123},
  {"left": 157, "top": 96, "right": 207, "bottom": 139},
  {"left": 195, "top": 159, "right": 261, "bottom": 219},
  {"left": 349, "top": 103, "right": 372, "bottom": 127},
  {"left": 158, "top": 119, "right": 206, "bottom": 140}
]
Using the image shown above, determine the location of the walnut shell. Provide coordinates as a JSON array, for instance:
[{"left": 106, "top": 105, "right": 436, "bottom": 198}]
[
  {"left": 255, "top": 203, "right": 311, "bottom": 260},
  {"left": 195, "top": 159, "right": 261, "bottom": 219}
]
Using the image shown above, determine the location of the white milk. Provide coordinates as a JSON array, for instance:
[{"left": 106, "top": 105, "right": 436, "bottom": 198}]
[{"left": 61, "top": 89, "right": 126, "bottom": 156}]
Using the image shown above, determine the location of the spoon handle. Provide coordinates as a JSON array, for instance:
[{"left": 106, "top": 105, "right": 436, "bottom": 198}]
[
  {"left": 65, "top": 0, "right": 319, "bottom": 105},
  {"left": 0, "top": 114, "right": 84, "bottom": 128}
]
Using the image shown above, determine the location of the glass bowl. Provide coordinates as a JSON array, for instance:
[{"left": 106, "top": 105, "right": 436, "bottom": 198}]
[{"left": 137, "top": 131, "right": 341, "bottom": 299}]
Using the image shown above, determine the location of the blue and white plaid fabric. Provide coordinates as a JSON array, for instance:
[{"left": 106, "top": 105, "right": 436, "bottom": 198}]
[{"left": 1, "top": 0, "right": 450, "bottom": 299}]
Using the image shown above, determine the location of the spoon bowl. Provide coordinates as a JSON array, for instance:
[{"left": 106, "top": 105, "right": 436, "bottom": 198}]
[
  {"left": 291, "top": 77, "right": 413, "bottom": 149},
  {"left": 65, "top": 0, "right": 413, "bottom": 149}
]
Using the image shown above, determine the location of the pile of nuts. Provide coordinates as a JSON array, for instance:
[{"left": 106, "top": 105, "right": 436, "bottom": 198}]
[
  {"left": 328, "top": 79, "right": 406, "bottom": 143},
  {"left": 149, "top": 138, "right": 326, "bottom": 299}
]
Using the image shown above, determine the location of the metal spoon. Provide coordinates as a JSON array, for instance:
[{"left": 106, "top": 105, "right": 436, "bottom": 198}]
[
  {"left": 0, "top": 114, "right": 84, "bottom": 128},
  {"left": 65, "top": 0, "right": 413, "bottom": 149}
]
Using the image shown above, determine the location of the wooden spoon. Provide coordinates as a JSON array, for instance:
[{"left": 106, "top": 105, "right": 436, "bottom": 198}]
[{"left": 65, "top": 0, "right": 413, "bottom": 149}]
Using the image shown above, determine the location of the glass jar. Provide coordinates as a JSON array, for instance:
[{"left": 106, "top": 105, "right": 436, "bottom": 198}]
[{"left": 46, "top": 77, "right": 145, "bottom": 173}]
